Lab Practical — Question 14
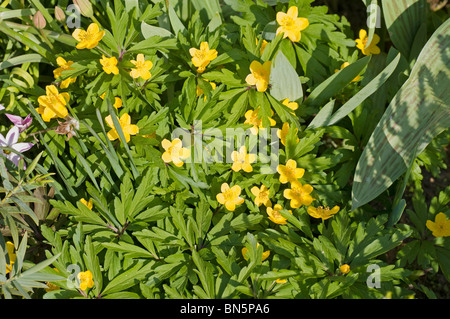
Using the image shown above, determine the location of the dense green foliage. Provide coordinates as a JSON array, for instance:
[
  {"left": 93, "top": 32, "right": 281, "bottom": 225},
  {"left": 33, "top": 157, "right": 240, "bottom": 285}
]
[{"left": 0, "top": 0, "right": 449, "bottom": 299}]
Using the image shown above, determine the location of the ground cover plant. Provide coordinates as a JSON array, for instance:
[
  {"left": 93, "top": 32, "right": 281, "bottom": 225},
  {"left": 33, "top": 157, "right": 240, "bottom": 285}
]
[{"left": 0, "top": 0, "right": 449, "bottom": 300}]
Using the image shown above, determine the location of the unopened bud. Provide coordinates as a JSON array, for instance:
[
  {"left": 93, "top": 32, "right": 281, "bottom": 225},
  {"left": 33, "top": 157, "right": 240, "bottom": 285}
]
[
  {"left": 33, "top": 11, "right": 47, "bottom": 30},
  {"left": 54, "top": 6, "right": 66, "bottom": 23},
  {"left": 340, "top": 264, "right": 351, "bottom": 275},
  {"left": 73, "top": 0, "right": 94, "bottom": 18}
]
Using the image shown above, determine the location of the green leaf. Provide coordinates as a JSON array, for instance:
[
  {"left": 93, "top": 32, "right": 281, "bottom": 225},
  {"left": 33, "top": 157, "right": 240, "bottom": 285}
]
[
  {"left": 270, "top": 51, "right": 303, "bottom": 102},
  {"left": 101, "top": 261, "right": 144, "bottom": 295},
  {"left": 381, "top": 0, "right": 427, "bottom": 60},
  {"left": 352, "top": 19, "right": 450, "bottom": 210},
  {"left": 308, "top": 53, "right": 401, "bottom": 129},
  {"left": 141, "top": 21, "right": 173, "bottom": 38},
  {"left": 167, "top": 3, "right": 186, "bottom": 35},
  {"left": 304, "top": 55, "right": 371, "bottom": 107},
  {"left": 0, "top": 54, "right": 48, "bottom": 71}
]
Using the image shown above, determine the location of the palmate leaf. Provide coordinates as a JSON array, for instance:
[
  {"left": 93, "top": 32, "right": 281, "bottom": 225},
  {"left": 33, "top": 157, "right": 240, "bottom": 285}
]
[{"left": 352, "top": 19, "right": 450, "bottom": 210}]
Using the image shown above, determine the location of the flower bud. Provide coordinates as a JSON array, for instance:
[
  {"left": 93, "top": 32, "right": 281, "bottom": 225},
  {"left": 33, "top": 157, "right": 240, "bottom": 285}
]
[
  {"left": 54, "top": 6, "right": 66, "bottom": 23},
  {"left": 33, "top": 11, "right": 47, "bottom": 30},
  {"left": 73, "top": 0, "right": 94, "bottom": 18},
  {"left": 340, "top": 264, "right": 351, "bottom": 274}
]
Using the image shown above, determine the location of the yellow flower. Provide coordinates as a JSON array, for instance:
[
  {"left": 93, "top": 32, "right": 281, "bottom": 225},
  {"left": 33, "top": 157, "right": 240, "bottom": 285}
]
[
  {"left": 277, "top": 122, "right": 299, "bottom": 146},
  {"left": 37, "top": 85, "right": 70, "bottom": 122},
  {"left": 53, "top": 57, "right": 77, "bottom": 89},
  {"left": 100, "top": 93, "right": 122, "bottom": 109},
  {"left": 189, "top": 41, "right": 218, "bottom": 73},
  {"left": 100, "top": 55, "right": 119, "bottom": 75},
  {"left": 196, "top": 80, "right": 216, "bottom": 101},
  {"left": 72, "top": 23, "right": 105, "bottom": 49},
  {"left": 267, "top": 204, "right": 292, "bottom": 225},
  {"left": 5, "top": 241, "right": 16, "bottom": 275},
  {"left": 130, "top": 54, "right": 153, "bottom": 80},
  {"left": 256, "top": 38, "right": 268, "bottom": 55},
  {"left": 105, "top": 113, "right": 139, "bottom": 143},
  {"left": 276, "top": 6, "right": 309, "bottom": 42},
  {"left": 77, "top": 270, "right": 94, "bottom": 291},
  {"left": 355, "top": 29, "right": 381, "bottom": 56},
  {"left": 334, "top": 62, "right": 361, "bottom": 82},
  {"left": 244, "top": 107, "right": 276, "bottom": 135},
  {"left": 277, "top": 159, "right": 305, "bottom": 184},
  {"left": 231, "top": 146, "right": 256, "bottom": 173},
  {"left": 250, "top": 185, "right": 272, "bottom": 208},
  {"left": 340, "top": 264, "right": 350, "bottom": 274},
  {"left": 282, "top": 98, "right": 298, "bottom": 112},
  {"left": 245, "top": 60, "right": 272, "bottom": 92},
  {"left": 80, "top": 198, "right": 93, "bottom": 210},
  {"left": 45, "top": 268, "right": 60, "bottom": 292},
  {"left": 307, "top": 205, "right": 340, "bottom": 221},
  {"left": 283, "top": 180, "right": 314, "bottom": 209},
  {"left": 275, "top": 278, "right": 287, "bottom": 284},
  {"left": 242, "top": 244, "right": 270, "bottom": 262},
  {"left": 216, "top": 183, "right": 245, "bottom": 212},
  {"left": 161, "top": 138, "right": 191, "bottom": 167},
  {"left": 426, "top": 213, "right": 450, "bottom": 237}
]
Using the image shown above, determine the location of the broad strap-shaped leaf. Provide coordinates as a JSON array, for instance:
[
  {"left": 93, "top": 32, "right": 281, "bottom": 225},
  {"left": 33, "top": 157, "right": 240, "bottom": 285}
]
[
  {"left": 308, "top": 52, "right": 401, "bottom": 129},
  {"left": 381, "top": 0, "right": 427, "bottom": 60},
  {"left": 270, "top": 51, "right": 303, "bottom": 102},
  {"left": 352, "top": 19, "right": 450, "bottom": 210}
]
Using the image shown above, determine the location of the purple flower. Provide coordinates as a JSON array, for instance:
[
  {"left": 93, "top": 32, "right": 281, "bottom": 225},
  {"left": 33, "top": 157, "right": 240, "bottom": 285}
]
[
  {"left": 5, "top": 114, "right": 32, "bottom": 133},
  {"left": 0, "top": 126, "right": 34, "bottom": 169},
  {"left": 0, "top": 104, "right": 4, "bottom": 111}
]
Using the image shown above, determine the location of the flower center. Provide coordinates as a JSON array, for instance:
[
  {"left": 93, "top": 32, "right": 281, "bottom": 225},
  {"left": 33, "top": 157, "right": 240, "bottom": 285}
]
[
  {"left": 195, "top": 51, "right": 207, "bottom": 61},
  {"left": 363, "top": 36, "right": 368, "bottom": 47},
  {"left": 272, "top": 210, "right": 282, "bottom": 219},
  {"left": 317, "top": 206, "right": 330, "bottom": 217},
  {"left": 259, "top": 191, "right": 268, "bottom": 200},
  {"left": 281, "top": 16, "right": 294, "bottom": 28},
  {"left": 223, "top": 189, "right": 235, "bottom": 201}
]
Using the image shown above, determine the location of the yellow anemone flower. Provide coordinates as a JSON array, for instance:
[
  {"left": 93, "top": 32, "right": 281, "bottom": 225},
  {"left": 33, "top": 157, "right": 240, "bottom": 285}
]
[
  {"left": 231, "top": 146, "right": 256, "bottom": 173},
  {"left": 277, "top": 159, "right": 305, "bottom": 184},
  {"left": 334, "top": 62, "right": 361, "bottom": 82},
  {"left": 283, "top": 180, "right": 314, "bottom": 209},
  {"left": 80, "top": 198, "right": 93, "bottom": 210},
  {"left": 277, "top": 122, "right": 299, "bottom": 146},
  {"left": 426, "top": 213, "right": 450, "bottom": 238},
  {"left": 72, "top": 23, "right": 105, "bottom": 49},
  {"left": 77, "top": 270, "right": 94, "bottom": 291},
  {"left": 256, "top": 38, "right": 268, "bottom": 55},
  {"left": 267, "top": 204, "right": 292, "bottom": 225},
  {"left": 100, "top": 93, "right": 122, "bottom": 109},
  {"left": 245, "top": 60, "right": 272, "bottom": 92},
  {"left": 196, "top": 80, "right": 216, "bottom": 101},
  {"left": 282, "top": 98, "right": 298, "bottom": 112},
  {"left": 250, "top": 184, "right": 272, "bottom": 208},
  {"left": 244, "top": 107, "right": 276, "bottom": 135},
  {"left": 307, "top": 205, "right": 340, "bottom": 221},
  {"left": 53, "top": 57, "right": 76, "bottom": 89},
  {"left": 216, "top": 183, "right": 245, "bottom": 212},
  {"left": 5, "top": 241, "right": 16, "bottom": 275},
  {"left": 242, "top": 244, "right": 270, "bottom": 262},
  {"left": 189, "top": 41, "right": 218, "bottom": 73},
  {"left": 161, "top": 138, "right": 191, "bottom": 167},
  {"left": 355, "top": 29, "right": 381, "bottom": 56},
  {"left": 105, "top": 113, "right": 139, "bottom": 143},
  {"left": 37, "top": 85, "right": 70, "bottom": 122},
  {"left": 130, "top": 54, "right": 153, "bottom": 80},
  {"left": 100, "top": 55, "right": 119, "bottom": 75},
  {"left": 276, "top": 6, "right": 309, "bottom": 42}
]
